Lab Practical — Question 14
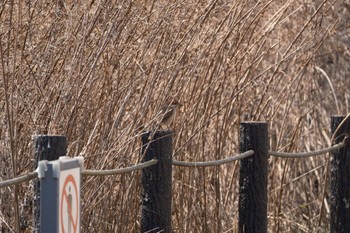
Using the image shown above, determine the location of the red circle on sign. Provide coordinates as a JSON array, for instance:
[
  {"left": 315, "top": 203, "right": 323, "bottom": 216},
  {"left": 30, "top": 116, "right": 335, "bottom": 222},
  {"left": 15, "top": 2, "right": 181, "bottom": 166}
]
[{"left": 60, "top": 174, "right": 79, "bottom": 233}]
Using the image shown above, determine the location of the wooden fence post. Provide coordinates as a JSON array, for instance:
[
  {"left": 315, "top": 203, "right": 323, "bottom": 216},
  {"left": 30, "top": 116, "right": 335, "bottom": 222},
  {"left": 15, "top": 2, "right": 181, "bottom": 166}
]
[
  {"left": 330, "top": 115, "right": 350, "bottom": 233},
  {"left": 239, "top": 122, "right": 268, "bottom": 233},
  {"left": 141, "top": 131, "right": 173, "bottom": 233},
  {"left": 32, "top": 135, "right": 67, "bottom": 233}
]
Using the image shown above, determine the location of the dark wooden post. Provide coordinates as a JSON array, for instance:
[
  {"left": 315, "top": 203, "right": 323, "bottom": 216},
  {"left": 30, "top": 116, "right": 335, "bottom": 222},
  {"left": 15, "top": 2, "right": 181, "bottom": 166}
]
[
  {"left": 239, "top": 122, "right": 268, "bottom": 233},
  {"left": 32, "top": 135, "right": 67, "bottom": 232},
  {"left": 141, "top": 131, "right": 173, "bottom": 233},
  {"left": 330, "top": 115, "right": 350, "bottom": 233}
]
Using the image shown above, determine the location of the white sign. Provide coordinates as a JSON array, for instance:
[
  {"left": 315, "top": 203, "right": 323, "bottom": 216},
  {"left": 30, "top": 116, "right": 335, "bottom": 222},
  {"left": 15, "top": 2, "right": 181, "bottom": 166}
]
[{"left": 59, "top": 167, "right": 80, "bottom": 233}]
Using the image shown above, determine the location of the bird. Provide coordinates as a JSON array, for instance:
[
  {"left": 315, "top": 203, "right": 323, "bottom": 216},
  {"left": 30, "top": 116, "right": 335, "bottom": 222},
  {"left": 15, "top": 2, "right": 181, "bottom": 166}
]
[{"left": 159, "top": 100, "right": 182, "bottom": 129}]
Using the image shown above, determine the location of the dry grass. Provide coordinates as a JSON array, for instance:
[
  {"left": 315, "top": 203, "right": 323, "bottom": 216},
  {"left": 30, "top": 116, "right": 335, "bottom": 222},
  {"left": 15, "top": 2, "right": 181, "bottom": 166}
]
[{"left": 1, "top": 0, "right": 350, "bottom": 232}]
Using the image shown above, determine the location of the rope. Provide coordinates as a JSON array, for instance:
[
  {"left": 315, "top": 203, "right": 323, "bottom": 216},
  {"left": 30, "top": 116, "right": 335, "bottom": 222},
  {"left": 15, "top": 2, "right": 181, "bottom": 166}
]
[
  {"left": 82, "top": 159, "right": 158, "bottom": 176},
  {"left": 268, "top": 142, "right": 345, "bottom": 158},
  {"left": 0, "top": 141, "right": 344, "bottom": 187},
  {"left": 172, "top": 150, "right": 254, "bottom": 167},
  {"left": 0, "top": 171, "right": 38, "bottom": 189}
]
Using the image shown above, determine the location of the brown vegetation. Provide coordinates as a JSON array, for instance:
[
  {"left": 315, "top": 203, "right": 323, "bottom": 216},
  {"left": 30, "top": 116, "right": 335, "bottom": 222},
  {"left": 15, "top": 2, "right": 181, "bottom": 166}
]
[{"left": 1, "top": 0, "right": 349, "bottom": 232}]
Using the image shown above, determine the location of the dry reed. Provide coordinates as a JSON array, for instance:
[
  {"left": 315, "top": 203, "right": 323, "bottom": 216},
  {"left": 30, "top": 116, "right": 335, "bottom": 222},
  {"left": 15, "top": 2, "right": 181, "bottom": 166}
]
[{"left": 1, "top": 0, "right": 349, "bottom": 232}]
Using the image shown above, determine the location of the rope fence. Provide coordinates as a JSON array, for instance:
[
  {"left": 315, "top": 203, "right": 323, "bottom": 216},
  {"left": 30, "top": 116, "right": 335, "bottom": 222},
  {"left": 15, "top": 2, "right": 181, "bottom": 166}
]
[
  {"left": 1, "top": 115, "right": 350, "bottom": 232},
  {"left": 0, "top": 141, "right": 346, "bottom": 188}
]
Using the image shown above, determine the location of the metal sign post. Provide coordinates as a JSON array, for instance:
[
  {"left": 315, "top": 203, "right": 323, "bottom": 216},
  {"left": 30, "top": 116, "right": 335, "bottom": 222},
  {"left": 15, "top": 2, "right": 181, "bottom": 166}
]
[{"left": 38, "top": 156, "right": 84, "bottom": 233}]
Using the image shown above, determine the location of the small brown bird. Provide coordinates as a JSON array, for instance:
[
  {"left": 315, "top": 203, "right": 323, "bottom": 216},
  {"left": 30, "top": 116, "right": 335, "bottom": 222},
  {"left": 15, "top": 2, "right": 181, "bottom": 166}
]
[{"left": 159, "top": 100, "right": 182, "bottom": 129}]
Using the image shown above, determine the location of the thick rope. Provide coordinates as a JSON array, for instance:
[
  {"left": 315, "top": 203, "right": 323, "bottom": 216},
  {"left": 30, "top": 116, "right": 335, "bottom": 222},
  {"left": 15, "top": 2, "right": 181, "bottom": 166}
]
[
  {"left": 268, "top": 142, "right": 345, "bottom": 158},
  {"left": 0, "top": 171, "right": 38, "bottom": 189},
  {"left": 172, "top": 150, "right": 254, "bottom": 167},
  {"left": 82, "top": 159, "right": 158, "bottom": 176}
]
